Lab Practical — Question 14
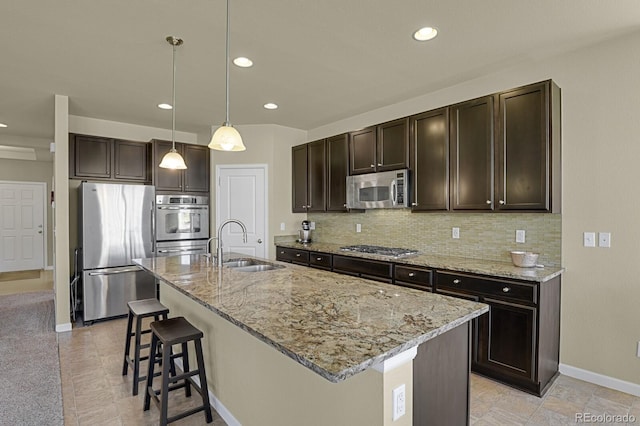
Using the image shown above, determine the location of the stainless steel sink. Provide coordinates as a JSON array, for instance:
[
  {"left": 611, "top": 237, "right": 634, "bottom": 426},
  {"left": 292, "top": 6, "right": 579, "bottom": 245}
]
[
  {"left": 223, "top": 258, "right": 284, "bottom": 272},
  {"left": 223, "top": 259, "right": 258, "bottom": 268},
  {"left": 233, "top": 264, "right": 283, "bottom": 272}
]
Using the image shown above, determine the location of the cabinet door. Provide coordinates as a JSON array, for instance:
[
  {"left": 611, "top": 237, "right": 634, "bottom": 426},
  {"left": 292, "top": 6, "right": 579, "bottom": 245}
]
[
  {"left": 183, "top": 144, "right": 210, "bottom": 193},
  {"left": 73, "top": 135, "right": 112, "bottom": 179},
  {"left": 411, "top": 108, "right": 449, "bottom": 211},
  {"left": 307, "top": 140, "right": 326, "bottom": 212},
  {"left": 326, "top": 134, "right": 349, "bottom": 211},
  {"left": 477, "top": 297, "right": 536, "bottom": 381},
  {"left": 114, "top": 140, "right": 149, "bottom": 182},
  {"left": 450, "top": 96, "right": 495, "bottom": 210},
  {"left": 349, "top": 127, "right": 376, "bottom": 175},
  {"left": 496, "top": 81, "right": 549, "bottom": 211},
  {"left": 153, "top": 140, "right": 183, "bottom": 191},
  {"left": 377, "top": 118, "right": 409, "bottom": 171},
  {"left": 291, "top": 144, "right": 309, "bottom": 212}
]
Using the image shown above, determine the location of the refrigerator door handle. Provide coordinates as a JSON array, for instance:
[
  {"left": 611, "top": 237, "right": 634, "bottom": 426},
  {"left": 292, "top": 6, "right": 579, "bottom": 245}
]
[
  {"left": 88, "top": 266, "right": 143, "bottom": 276},
  {"left": 151, "top": 200, "right": 156, "bottom": 253}
]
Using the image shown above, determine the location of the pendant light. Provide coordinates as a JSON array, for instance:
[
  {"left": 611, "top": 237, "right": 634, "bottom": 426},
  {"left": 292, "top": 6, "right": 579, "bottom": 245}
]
[
  {"left": 159, "top": 36, "right": 188, "bottom": 169},
  {"left": 208, "top": 0, "right": 246, "bottom": 151}
]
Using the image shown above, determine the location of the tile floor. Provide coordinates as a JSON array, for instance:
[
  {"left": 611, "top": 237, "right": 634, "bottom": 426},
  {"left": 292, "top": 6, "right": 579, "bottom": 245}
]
[{"left": 59, "top": 317, "right": 640, "bottom": 426}]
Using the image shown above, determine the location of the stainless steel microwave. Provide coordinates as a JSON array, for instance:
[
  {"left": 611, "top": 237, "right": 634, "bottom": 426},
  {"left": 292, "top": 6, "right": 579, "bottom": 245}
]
[{"left": 346, "top": 169, "right": 410, "bottom": 209}]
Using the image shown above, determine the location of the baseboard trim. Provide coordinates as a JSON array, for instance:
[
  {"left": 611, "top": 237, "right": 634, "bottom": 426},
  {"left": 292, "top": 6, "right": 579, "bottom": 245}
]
[
  {"left": 55, "top": 323, "right": 72, "bottom": 333},
  {"left": 174, "top": 358, "right": 241, "bottom": 426},
  {"left": 559, "top": 363, "right": 640, "bottom": 397}
]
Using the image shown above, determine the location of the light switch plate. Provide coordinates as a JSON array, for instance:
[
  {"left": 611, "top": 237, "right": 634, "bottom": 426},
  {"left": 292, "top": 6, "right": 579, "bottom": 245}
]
[
  {"left": 452, "top": 227, "right": 460, "bottom": 239},
  {"left": 598, "top": 232, "right": 611, "bottom": 248},
  {"left": 583, "top": 232, "right": 596, "bottom": 247},
  {"left": 310, "top": 221, "right": 316, "bottom": 230},
  {"left": 516, "top": 230, "right": 526, "bottom": 243},
  {"left": 356, "top": 223, "right": 361, "bottom": 233}
]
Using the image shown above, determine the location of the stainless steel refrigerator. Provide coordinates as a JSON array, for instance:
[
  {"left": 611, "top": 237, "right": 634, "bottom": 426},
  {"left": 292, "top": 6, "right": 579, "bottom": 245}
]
[{"left": 79, "top": 182, "right": 156, "bottom": 323}]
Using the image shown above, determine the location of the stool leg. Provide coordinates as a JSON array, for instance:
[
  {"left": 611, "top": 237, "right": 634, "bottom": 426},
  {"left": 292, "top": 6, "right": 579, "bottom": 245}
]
[
  {"left": 182, "top": 342, "right": 192, "bottom": 397},
  {"left": 195, "top": 338, "right": 213, "bottom": 423},
  {"left": 122, "top": 310, "right": 134, "bottom": 376},
  {"left": 132, "top": 315, "right": 143, "bottom": 395},
  {"left": 143, "top": 333, "right": 158, "bottom": 411},
  {"left": 160, "top": 338, "right": 171, "bottom": 426}
]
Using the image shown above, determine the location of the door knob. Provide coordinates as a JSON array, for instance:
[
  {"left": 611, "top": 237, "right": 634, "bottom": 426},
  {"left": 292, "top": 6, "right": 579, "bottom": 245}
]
[{"left": 257, "top": 239, "right": 262, "bottom": 244}]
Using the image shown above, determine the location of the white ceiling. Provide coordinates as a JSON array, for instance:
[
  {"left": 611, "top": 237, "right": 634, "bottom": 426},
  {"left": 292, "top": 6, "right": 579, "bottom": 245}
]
[{"left": 1, "top": 0, "right": 639, "bottom": 143}]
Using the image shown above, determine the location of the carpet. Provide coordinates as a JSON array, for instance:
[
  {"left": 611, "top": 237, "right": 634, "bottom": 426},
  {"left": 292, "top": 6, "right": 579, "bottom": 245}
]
[{"left": 0, "top": 291, "right": 63, "bottom": 425}]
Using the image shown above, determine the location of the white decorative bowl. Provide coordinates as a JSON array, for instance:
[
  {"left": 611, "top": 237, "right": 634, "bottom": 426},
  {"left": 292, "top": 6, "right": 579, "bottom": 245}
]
[{"left": 510, "top": 251, "right": 539, "bottom": 268}]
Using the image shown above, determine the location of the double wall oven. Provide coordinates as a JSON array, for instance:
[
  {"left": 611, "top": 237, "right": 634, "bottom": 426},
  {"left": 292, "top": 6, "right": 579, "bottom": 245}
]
[{"left": 155, "top": 194, "right": 210, "bottom": 256}]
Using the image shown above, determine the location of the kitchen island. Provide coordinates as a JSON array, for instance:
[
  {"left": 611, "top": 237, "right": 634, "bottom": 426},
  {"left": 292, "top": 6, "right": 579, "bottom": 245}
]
[{"left": 135, "top": 254, "right": 488, "bottom": 426}]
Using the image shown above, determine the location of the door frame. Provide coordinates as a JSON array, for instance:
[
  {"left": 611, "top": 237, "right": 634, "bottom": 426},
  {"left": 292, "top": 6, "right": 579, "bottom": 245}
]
[
  {"left": 0, "top": 180, "right": 48, "bottom": 271},
  {"left": 215, "top": 164, "right": 269, "bottom": 259}
]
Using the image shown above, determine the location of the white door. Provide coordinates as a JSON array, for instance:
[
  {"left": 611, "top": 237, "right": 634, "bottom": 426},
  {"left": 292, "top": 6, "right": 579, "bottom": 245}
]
[
  {"left": 0, "top": 182, "right": 45, "bottom": 272},
  {"left": 216, "top": 165, "right": 268, "bottom": 258}
]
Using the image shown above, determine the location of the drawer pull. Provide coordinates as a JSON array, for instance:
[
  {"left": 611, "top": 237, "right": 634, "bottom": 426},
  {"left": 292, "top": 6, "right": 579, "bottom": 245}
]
[
  {"left": 316, "top": 257, "right": 322, "bottom": 261},
  {"left": 296, "top": 253, "right": 301, "bottom": 257},
  {"left": 408, "top": 272, "right": 415, "bottom": 277},
  {"left": 280, "top": 251, "right": 284, "bottom": 254},
  {"left": 453, "top": 279, "right": 461, "bottom": 284},
  {"left": 502, "top": 286, "right": 511, "bottom": 293}
]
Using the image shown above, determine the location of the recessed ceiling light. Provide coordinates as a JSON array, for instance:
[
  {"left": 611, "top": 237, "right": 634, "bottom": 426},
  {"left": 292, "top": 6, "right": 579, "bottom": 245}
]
[
  {"left": 233, "top": 57, "right": 253, "bottom": 68},
  {"left": 413, "top": 27, "right": 438, "bottom": 41},
  {"left": 158, "top": 103, "right": 173, "bottom": 110},
  {"left": 0, "top": 123, "right": 7, "bottom": 128},
  {"left": 264, "top": 103, "right": 278, "bottom": 110}
]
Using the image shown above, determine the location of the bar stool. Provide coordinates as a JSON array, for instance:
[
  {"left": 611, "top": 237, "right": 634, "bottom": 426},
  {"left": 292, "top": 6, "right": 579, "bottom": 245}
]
[
  {"left": 144, "top": 316, "right": 213, "bottom": 425},
  {"left": 122, "top": 298, "right": 171, "bottom": 396}
]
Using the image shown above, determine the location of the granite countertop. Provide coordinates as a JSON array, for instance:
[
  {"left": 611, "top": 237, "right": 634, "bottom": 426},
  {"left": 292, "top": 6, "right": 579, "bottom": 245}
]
[
  {"left": 134, "top": 254, "right": 488, "bottom": 383},
  {"left": 276, "top": 241, "right": 564, "bottom": 282}
]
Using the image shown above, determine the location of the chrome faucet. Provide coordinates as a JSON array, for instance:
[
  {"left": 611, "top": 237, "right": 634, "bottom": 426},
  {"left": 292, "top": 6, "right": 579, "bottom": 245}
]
[
  {"left": 216, "top": 219, "right": 248, "bottom": 267},
  {"left": 205, "top": 237, "right": 217, "bottom": 256}
]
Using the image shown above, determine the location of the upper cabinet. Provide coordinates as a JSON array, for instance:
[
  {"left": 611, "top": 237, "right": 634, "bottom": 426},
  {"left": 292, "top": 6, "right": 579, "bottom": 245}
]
[
  {"left": 450, "top": 96, "right": 496, "bottom": 211},
  {"left": 349, "top": 119, "right": 409, "bottom": 175},
  {"left": 153, "top": 140, "right": 210, "bottom": 193},
  {"left": 292, "top": 140, "right": 327, "bottom": 213},
  {"left": 70, "top": 134, "right": 150, "bottom": 182},
  {"left": 410, "top": 108, "right": 449, "bottom": 211},
  {"left": 326, "top": 134, "right": 349, "bottom": 212},
  {"left": 495, "top": 80, "right": 561, "bottom": 212}
]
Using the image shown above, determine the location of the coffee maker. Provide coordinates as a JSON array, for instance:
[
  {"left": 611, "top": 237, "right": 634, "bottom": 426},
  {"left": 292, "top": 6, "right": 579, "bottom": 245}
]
[{"left": 298, "top": 220, "right": 312, "bottom": 244}]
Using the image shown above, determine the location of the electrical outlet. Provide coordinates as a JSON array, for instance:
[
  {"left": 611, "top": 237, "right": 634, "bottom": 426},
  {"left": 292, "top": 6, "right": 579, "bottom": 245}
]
[
  {"left": 392, "top": 384, "right": 406, "bottom": 421},
  {"left": 280, "top": 222, "right": 285, "bottom": 231},
  {"left": 598, "top": 232, "right": 611, "bottom": 248},
  {"left": 583, "top": 232, "right": 596, "bottom": 247},
  {"left": 516, "top": 230, "right": 526, "bottom": 243},
  {"left": 356, "top": 223, "right": 361, "bottom": 233},
  {"left": 636, "top": 341, "right": 640, "bottom": 358},
  {"left": 452, "top": 227, "right": 460, "bottom": 239},
  {"left": 310, "top": 221, "right": 316, "bottom": 230}
]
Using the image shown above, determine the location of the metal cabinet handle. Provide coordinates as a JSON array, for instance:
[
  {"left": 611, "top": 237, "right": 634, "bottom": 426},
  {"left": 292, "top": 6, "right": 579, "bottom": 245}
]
[
  {"left": 499, "top": 200, "right": 506, "bottom": 205},
  {"left": 280, "top": 251, "right": 285, "bottom": 254},
  {"left": 316, "top": 257, "right": 322, "bottom": 261},
  {"left": 370, "top": 164, "right": 375, "bottom": 168},
  {"left": 377, "top": 163, "right": 382, "bottom": 166},
  {"left": 408, "top": 272, "right": 415, "bottom": 277},
  {"left": 486, "top": 200, "right": 492, "bottom": 204},
  {"left": 296, "top": 253, "right": 301, "bottom": 257},
  {"left": 502, "top": 287, "right": 511, "bottom": 293},
  {"left": 411, "top": 202, "right": 418, "bottom": 206},
  {"left": 343, "top": 203, "right": 347, "bottom": 207},
  {"left": 38, "top": 230, "right": 43, "bottom": 234},
  {"left": 453, "top": 279, "right": 461, "bottom": 284}
]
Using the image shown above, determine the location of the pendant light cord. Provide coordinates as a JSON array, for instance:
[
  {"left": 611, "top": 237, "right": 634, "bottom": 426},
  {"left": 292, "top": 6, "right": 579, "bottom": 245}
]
[
  {"left": 224, "top": 0, "right": 231, "bottom": 126},
  {"left": 172, "top": 41, "right": 177, "bottom": 150}
]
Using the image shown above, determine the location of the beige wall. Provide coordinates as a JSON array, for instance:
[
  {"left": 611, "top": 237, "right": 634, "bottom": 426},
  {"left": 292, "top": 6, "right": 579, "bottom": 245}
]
[
  {"left": 307, "top": 30, "right": 640, "bottom": 386},
  {"left": 209, "top": 124, "right": 308, "bottom": 259},
  {"left": 0, "top": 159, "right": 54, "bottom": 266}
]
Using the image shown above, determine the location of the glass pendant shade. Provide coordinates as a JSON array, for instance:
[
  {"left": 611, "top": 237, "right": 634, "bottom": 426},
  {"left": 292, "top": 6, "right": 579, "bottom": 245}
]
[
  {"left": 208, "top": 124, "right": 246, "bottom": 151},
  {"left": 159, "top": 148, "right": 187, "bottom": 169}
]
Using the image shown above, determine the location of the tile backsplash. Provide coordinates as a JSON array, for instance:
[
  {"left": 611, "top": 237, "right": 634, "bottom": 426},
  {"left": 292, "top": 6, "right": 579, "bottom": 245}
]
[{"left": 307, "top": 211, "right": 561, "bottom": 266}]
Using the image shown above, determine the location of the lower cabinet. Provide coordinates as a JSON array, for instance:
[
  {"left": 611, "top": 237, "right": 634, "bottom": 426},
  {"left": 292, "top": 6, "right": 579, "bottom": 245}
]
[
  {"left": 332, "top": 255, "right": 393, "bottom": 283},
  {"left": 275, "top": 247, "right": 310, "bottom": 265},
  {"left": 435, "top": 271, "right": 560, "bottom": 396}
]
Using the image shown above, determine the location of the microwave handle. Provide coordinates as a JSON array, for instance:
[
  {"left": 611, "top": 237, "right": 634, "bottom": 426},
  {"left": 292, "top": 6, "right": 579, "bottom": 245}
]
[{"left": 391, "top": 179, "right": 397, "bottom": 206}]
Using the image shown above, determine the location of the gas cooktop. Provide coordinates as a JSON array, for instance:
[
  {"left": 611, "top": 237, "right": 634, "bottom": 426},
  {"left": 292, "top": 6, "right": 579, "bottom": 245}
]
[{"left": 339, "top": 244, "right": 419, "bottom": 258}]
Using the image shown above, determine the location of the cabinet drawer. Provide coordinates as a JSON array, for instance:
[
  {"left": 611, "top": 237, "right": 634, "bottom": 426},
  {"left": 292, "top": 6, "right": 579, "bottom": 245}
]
[
  {"left": 309, "top": 252, "right": 332, "bottom": 269},
  {"left": 275, "top": 247, "right": 309, "bottom": 265},
  {"left": 332, "top": 255, "right": 393, "bottom": 280},
  {"left": 436, "top": 272, "right": 536, "bottom": 304},
  {"left": 394, "top": 265, "right": 432, "bottom": 289}
]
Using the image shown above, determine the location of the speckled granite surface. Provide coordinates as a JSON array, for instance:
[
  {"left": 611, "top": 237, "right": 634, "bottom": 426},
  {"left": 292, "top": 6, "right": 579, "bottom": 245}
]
[
  {"left": 134, "top": 254, "right": 488, "bottom": 383},
  {"left": 275, "top": 241, "right": 564, "bottom": 282}
]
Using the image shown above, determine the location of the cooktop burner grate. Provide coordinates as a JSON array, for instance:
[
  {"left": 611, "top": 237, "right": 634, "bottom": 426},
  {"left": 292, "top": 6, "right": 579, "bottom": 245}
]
[{"left": 339, "top": 244, "right": 419, "bottom": 258}]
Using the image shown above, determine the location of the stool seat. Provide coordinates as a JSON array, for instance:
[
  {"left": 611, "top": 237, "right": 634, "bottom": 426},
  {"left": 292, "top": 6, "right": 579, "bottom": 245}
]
[
  {"left": 144, "top": 316, "right": 213, "bottom": 425},
  {"left": 128, "top": 298, "right": 170, "bottom": 317},
  {"left": 150, "top": 317, "right": 203, "bottom": 345}
]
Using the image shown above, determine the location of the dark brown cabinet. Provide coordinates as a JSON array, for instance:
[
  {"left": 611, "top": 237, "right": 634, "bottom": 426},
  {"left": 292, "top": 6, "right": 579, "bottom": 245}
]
[
  {"left": 410, "top": 108, "right": 449, "bottom": 211},
  {"left": 394, "top": 265, "right": 432, "bottom": 291},
  {"left": 275, "top": 246, "right": 310, "bottom": 265},
  {"left": 332, "top": 255, "right": 393, "bottom": 283},
  {"left": 70, "top": 134, "right": 150, "bottom": 182},
  {"left": 326, "top": 134, "right": 349, "bottom": 211},
  {"left": 496, "top": 80, "right": 561, "bottom": 212},
  {"left": 309, "top": 251, "right": 332, "bottom": 270},
  {"left": 450, "top": 96, "right": 495, "bottom": 210},
  {"left": 291, "top": 141, "right": 326, "bottom": 212},
  {"left": 349, "top": 120, "right": 409, "bottom": 175},
  {"left": 435, "top": 271, "right": 560, "bottom": 396},
  {"left": 153, "top": 140, "right": 209, "bottom": 193}
]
